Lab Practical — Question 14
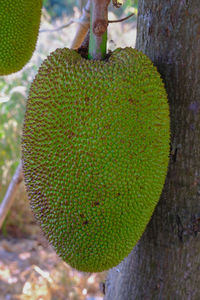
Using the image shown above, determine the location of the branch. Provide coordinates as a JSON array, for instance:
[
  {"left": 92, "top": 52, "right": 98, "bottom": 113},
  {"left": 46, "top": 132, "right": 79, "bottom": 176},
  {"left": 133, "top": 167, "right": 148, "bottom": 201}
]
[
  {"left": 71, "top": 0, "right": 91, "bottom": 49},
  {"left": 88, "top": 0, "right": 110, "bottom": 60},
  {"left": 92, "top": 0, "right": 110, "bottom": 36},
  {"left": 40, "top": 19, "right": 76, "bottom": 33},
  {"left": 0, "top": 162, "right": 23, "bottom": 229}
]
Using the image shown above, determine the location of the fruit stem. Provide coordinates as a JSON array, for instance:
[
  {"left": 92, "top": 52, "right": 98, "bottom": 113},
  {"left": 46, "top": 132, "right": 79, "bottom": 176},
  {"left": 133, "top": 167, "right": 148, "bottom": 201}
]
[{"left": 88, "top": 0, "right": 110, "bottom": 60}]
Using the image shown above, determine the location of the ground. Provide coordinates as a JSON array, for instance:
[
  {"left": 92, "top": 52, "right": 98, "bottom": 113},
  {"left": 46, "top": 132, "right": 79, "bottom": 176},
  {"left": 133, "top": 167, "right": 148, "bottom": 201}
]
[{"left": 0, "top": 235, "right": 106, "bottom": 300}]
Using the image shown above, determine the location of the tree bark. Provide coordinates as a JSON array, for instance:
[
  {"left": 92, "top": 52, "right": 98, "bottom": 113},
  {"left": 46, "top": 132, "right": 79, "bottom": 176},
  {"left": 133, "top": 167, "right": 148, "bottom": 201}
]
[{"left": 105, "top": 1, "right": 200, "bottom": 299}]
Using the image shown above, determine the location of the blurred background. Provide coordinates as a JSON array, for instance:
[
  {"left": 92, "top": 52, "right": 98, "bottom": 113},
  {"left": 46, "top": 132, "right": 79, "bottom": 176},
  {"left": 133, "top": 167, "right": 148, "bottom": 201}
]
[{"left": 0, "top": 1, "right": 137, "bottom": 299}]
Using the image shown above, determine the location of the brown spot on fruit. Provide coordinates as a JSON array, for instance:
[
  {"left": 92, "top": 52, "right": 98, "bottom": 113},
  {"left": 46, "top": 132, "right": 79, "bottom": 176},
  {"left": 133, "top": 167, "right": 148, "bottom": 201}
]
[
  {"left": 85, "top": 96, "right": 90, "bottom": 104},
  {"left": 128, "top": 98, "right": 134, "bottom": 104},
  {"left": 92, "top": 201, "right": 100, "bottom": 207},
  {"left": 67, "top": 130, "right": 76, "bottom": 139}
]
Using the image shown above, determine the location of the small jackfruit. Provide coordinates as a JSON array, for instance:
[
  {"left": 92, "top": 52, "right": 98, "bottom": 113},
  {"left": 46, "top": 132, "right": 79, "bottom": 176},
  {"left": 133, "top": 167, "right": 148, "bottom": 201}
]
[
  {"left": 0, "top": 0, "right": 42, "bottom": 75},
  {"left": 22, "top": 47, "right": 170, "bottom": 272}
]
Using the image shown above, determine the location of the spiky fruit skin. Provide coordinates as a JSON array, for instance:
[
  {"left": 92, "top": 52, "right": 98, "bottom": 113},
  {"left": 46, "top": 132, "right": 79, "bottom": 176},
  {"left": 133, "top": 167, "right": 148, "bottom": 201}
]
[
  {"left": 22, "top": 47, "right": 170, "bottom": 272},
  {"left": 0, "top": 0, "right": 42, "bottom": 75}
]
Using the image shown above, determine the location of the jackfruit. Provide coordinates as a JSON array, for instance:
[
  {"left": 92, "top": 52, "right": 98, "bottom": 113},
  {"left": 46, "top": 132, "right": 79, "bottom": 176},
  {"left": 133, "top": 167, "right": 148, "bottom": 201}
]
[
  {"left": 22, "top": 47, "right": 170, "bottom": 272},
  {"left": 0, "top": 0, "right": 42, "bottom": 75}
]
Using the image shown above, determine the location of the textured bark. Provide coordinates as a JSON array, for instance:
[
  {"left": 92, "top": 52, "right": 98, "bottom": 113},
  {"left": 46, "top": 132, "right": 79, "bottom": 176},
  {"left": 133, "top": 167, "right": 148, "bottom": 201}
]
[{"left": 105, "top": 1, "right": 200, "bottom": 299}]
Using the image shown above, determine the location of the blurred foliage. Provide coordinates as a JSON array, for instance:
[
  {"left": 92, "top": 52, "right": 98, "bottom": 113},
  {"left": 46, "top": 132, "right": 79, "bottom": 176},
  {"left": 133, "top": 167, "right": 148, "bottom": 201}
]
[
  {"left": 43, "top": 0, "right": 138, "bottom": 19},
  {"left": 0, "top": 74, "right": 29, "bottom": 199},
  {"left": 43, "top": 0, "right": 81, "bottom": 19},
  {"left": 0, "top": 60, "right": 41, "bottom": 200}
]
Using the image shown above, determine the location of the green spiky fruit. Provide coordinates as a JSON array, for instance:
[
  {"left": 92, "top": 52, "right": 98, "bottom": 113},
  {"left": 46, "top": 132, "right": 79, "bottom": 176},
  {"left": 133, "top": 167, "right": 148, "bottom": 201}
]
[
  {"left": 22, "top": 47, "right": 170, "bottom": 272},
  {"left": 0, "top": 0, "right": 42, "bottom": 75}
]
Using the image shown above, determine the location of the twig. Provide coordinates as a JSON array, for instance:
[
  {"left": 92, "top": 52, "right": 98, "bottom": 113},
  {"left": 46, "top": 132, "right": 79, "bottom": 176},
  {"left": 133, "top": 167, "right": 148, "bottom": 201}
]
[
  {"left": 40, "top": 19, "right": 76, "bottom": 33},
  {"left": 108, "top": 13, "right": 135, "bottom": 23},
  {"left": 0, "top": 162, "right": 23, "bottom": 229}
]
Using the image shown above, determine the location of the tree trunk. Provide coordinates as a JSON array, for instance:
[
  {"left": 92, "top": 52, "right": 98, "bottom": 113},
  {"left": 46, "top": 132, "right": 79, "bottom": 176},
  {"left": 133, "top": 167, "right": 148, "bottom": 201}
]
[{"left": 104, "top": 1, "right": 200, "bottom": 299}]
